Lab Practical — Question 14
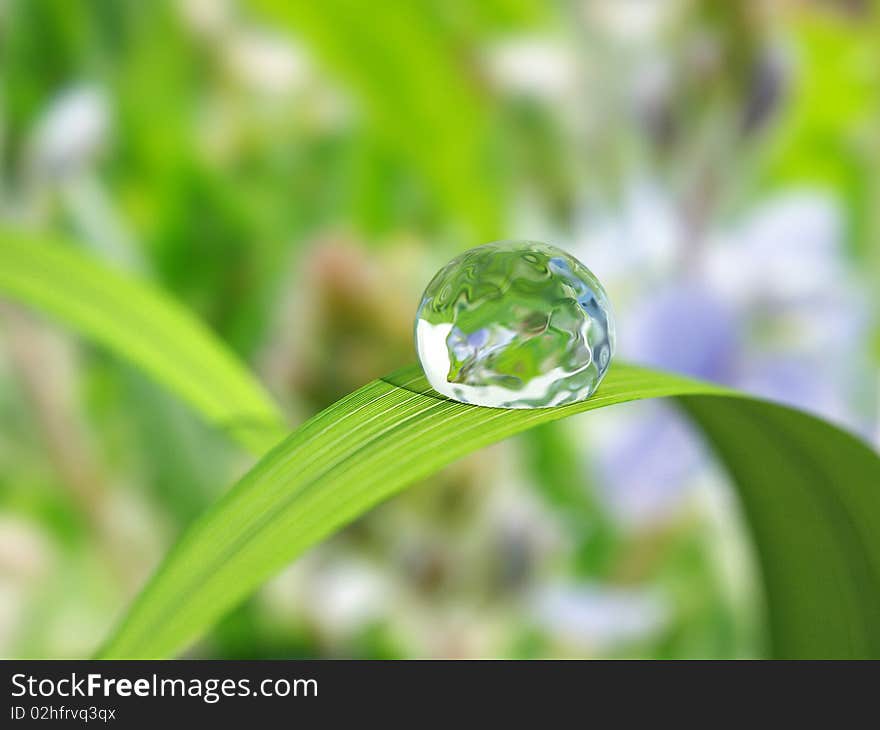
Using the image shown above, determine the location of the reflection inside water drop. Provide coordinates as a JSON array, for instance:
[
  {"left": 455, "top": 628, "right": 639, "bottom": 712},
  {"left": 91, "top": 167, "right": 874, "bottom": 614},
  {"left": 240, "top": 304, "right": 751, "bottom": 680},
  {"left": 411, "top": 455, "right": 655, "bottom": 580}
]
[{"left": 414, "top": 240, "right": 615, "bottom": 408}]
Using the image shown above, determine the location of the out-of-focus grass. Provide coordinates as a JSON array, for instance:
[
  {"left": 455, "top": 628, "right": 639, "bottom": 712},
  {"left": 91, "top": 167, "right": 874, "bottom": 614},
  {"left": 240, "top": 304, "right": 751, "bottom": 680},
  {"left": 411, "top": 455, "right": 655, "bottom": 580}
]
[
  {"left": 0, "top": 229, "right": 287, "bottom": 453},
  {"left": 1, "top": 0, "right": 878, "bottom": 658}
]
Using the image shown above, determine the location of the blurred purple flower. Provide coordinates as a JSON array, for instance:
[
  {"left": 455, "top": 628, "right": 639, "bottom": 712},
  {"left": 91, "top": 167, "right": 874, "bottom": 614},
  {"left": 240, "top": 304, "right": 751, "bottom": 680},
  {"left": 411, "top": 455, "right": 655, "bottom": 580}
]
[
  {"left": 623, "top": 282, "right": 741, "bottom": 382},
  {"left": 574, "top": 187, "right": 870, "bottom": 524},
  {"left": 598, "top": 406, "right": 704, "bottom": 525},
  {"left": 740, "top": 357, "right": 849, "bottom": 425}
]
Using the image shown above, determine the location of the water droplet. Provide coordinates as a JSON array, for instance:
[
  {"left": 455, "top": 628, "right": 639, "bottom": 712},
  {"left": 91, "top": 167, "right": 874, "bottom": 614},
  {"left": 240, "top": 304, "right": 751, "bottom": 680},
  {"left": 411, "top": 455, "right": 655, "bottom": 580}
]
[{"left": 415, "top": 241, "right": 615, "bottom": 408}]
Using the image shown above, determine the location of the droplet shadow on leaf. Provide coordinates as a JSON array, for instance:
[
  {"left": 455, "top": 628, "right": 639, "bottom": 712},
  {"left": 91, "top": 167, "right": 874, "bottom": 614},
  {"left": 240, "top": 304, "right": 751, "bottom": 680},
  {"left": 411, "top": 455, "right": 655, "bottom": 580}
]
[{"left": 380, "top": 366, "right": 454, "bottom": 402}]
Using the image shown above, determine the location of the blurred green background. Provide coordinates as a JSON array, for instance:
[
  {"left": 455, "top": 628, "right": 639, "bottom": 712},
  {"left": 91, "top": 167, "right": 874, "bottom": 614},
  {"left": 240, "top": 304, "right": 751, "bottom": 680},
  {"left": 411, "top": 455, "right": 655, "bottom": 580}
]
[{"left": 1, "top": 0, "right": 878, "bottom": 658}]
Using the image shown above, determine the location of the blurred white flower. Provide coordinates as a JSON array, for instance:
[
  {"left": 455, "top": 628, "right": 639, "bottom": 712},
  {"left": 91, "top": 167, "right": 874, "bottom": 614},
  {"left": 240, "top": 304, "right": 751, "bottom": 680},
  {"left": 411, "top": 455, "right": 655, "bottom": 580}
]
[
  {"left": 180, "top": 0, "right": 233, "bottom": 38},
  {"left": 23, "top": 85, "right": 145, "bottom": 269},
  {"left": 583, "top": 0, "right": 678, "bottom": 45},
  {"left": 531, "top": 583, "right": 667, "bottom": 652},
  {"left": 302, "top": 559, "right": 391, "bottom": 637},
  {"left": 573, "top": 181, "right": 681, "bottom": 288},
  {"left": 707, "top": 191, "right": 846, "bottom": 305},
  {"left": 227, "top": 31, "right": 310, "bottom": 95},
  {"left": 484, "top": 39, "right": 577, "bottom": 100},
  {"left": 705, "top": 190, "right": 868, "bottom": 422},
  {"left": 28, "top": 85, "right": 109, "bottom": 181},
  {"left": 0, "top": 517, "right": 53, "bottom": 580}
]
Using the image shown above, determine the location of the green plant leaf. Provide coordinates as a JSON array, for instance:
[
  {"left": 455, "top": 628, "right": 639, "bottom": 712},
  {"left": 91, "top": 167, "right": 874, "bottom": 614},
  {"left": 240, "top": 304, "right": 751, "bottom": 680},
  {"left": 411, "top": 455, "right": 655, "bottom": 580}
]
[
  {"left": 0, "top": 230, "right": 287, "bottom": 454},
  {"left": 99, "top": 363, "right": 880, "bottom": 659}
]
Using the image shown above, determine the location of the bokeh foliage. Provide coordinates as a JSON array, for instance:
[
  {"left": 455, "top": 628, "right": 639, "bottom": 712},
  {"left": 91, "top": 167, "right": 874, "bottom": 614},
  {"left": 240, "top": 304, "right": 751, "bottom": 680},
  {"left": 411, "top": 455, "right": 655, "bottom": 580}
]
[{"left": 1, "top": 0, "right": 878, "bottom": 658}]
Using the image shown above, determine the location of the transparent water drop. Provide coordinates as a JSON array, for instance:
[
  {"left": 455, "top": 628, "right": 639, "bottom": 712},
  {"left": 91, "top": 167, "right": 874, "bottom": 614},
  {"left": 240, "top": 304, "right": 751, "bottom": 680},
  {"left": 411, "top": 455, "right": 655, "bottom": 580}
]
[{"left": 415, "top": 240, "right": 615, "bottom": 408}]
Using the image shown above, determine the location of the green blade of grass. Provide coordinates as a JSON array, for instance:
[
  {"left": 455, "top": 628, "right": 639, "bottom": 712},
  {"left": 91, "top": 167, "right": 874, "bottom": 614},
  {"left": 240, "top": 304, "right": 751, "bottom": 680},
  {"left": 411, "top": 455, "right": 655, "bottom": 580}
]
[
  {"left": 0, "top": 229, "right": 287, "bottom": 454},
  {"left": 99, "top": 363, "right": 880, "bottom": 659},
  {"left": 682, "top": 397, "right": 880, "bottom": 658}
]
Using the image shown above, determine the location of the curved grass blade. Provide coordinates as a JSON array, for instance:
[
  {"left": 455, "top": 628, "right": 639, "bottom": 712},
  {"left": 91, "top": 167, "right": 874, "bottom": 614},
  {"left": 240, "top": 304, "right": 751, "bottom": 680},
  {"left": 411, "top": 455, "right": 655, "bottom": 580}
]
[
  {"left": 0, "top": 229, "right": 287, "bottom": 454},
  {"left": 682, "top": 397, "right": 880, "bottom": 659},
  {"left": 99, "top": 363, "right": 880, "bottom": 659}
]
